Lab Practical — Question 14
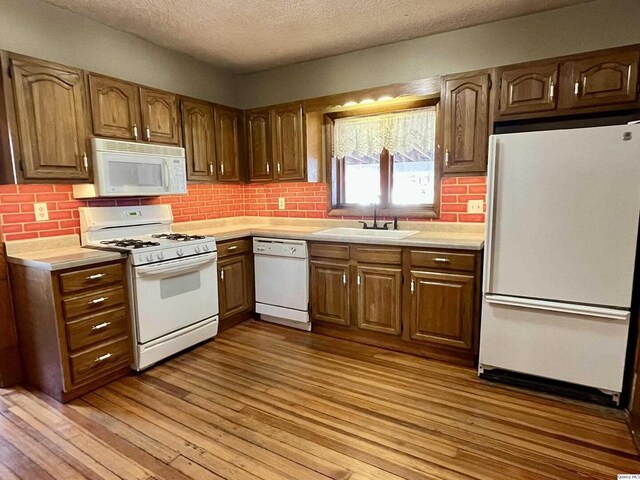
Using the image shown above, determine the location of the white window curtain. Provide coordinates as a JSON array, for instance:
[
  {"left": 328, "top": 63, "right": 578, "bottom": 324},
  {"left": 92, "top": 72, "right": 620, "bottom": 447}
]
[{"left": 333, "top": 107, "right": 436, "bottom": 159}]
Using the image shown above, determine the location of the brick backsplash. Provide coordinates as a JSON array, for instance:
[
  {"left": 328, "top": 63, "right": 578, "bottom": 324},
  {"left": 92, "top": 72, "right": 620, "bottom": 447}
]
[{"left": 0, "top": 177, "right": 486, "bottom": 242}]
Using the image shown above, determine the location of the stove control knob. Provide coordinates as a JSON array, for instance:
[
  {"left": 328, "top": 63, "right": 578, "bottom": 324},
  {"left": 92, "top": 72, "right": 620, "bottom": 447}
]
[
  {"left": 177, "top": 248, "right": 184, "bottom": 257},
  {"left": 195, "top": 246, "right": 201, "bottom": 253},
  {"left": 157, "top": 252, "right": 165, "bottom": 260},
  {"left": 203, "top": 244, "right": 210, "bottom": 252},
  {"left": 146, "top": 254, "right": 154, "bottom": 262}
]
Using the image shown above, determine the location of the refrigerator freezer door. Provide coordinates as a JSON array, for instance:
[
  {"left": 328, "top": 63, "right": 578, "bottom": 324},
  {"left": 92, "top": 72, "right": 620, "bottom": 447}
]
[
  {"left": 479, "top": 299, "right": 630, "bottom": 393},
  {"left": 484, "top": 124, "right": 640, "bottom": 308}
]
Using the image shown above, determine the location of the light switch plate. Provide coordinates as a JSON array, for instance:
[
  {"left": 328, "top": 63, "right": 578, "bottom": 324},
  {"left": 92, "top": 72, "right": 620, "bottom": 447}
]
[
  {"left": 34, "top": 202, "right": 49, "bottom": 221},
  {"left": 467, "top": 199, "right": 484, "bottom": 214},
  {"left": 278, "top": 197, "right": 286, "bottom": 210}
]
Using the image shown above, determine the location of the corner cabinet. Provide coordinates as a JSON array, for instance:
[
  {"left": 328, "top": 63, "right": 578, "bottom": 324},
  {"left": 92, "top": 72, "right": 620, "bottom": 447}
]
[
  {"left": 309, "top": 242, "right": 482, "bottom": 366},
  {"left": 217, "top": 239, "right": 254, "bottom": 331},
  {"left": 441, "top": 71, "right": 491, "bottom": 175},
  {"left": 3, "top": 53, "right": 91, "bottom": 182},
  {"left": 181, "top": 98, "right": 216, "bottom": 182},
  {"left": 246, "top": 108, "right": 273, "bottom": 182},
  {"left": 214, "top": 105, "right": 244, "bottom": 182}
]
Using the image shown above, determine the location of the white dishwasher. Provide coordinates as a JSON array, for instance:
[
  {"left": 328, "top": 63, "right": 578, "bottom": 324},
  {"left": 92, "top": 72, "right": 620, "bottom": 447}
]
[{"left": 253, "top": 238, "right": 310, "bottom": 331}]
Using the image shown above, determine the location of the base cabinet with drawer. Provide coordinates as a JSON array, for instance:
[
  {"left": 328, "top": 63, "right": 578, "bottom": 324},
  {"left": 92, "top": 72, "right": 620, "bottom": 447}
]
[
  {"left": 310, "top": 242, "right": 482, "bottom": 366},
  {"left": 217, "top": 238, "right": 254, "bottom": 331},
  {"left": 9, "top": 259, "right": 132, "bottom": 402}
]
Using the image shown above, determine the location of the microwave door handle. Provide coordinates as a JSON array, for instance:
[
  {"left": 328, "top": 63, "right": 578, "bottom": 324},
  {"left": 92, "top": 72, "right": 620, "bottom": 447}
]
[{"left": 163, "top": 161, "right": 171, "bottom": 191}]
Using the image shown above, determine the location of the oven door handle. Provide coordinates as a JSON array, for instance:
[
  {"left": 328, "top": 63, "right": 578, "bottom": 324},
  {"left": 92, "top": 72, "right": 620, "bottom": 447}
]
[{"left": 136, "top": 253, "right": 217, "bottom": 277}]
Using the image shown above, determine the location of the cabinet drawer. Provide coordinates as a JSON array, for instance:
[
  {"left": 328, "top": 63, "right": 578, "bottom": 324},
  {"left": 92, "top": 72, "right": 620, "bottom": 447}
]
[
  {"left": 352, "top": 246, "right": 402, "bottom": 265},
  {"left": 69, "top": 336, "right": 130, "bottom": 385},
  {"left": 218, "top": 238, "right": 251, "bottom": 258},
  {"left": 63, "top": 286, "right": 125, "bottom": 319},
  {"left": 66, "top": 307, "right": 128, "bottom": 351},
  {"left": 309, "top": 243, "right": 350, "bottom": 260},
  {"left": 410, "top": 251, "right": 475, "bottom": 272},
  {"left": 59, "top": 263, "right": 123, "bottom": 294}
]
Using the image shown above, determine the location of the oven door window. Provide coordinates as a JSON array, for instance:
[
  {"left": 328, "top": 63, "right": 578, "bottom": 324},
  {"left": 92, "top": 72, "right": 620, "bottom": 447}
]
[{"left": 134, "top": 259, "right": 218, "bottom": 343}]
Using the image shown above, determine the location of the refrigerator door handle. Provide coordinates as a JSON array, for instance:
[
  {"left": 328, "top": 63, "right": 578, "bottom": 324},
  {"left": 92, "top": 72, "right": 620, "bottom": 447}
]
[
  {"left": 484, "top": 294, "right": 630, "bottom": 321},
  {"left": 482, "top": 136, "right": 499, "bottom": 295}
]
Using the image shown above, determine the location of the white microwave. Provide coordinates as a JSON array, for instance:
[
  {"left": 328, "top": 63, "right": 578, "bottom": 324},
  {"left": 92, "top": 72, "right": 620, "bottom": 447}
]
[{"left": 73, "top": 138, "right": 187, "bottom": 198}]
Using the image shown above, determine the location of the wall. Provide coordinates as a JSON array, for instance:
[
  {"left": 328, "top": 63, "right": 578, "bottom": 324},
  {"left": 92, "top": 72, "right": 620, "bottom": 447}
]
[
  {"left": 0, "top": 176, "right": 485, "bottom": 242},
  {"left": 0, "top": 0, "right": 238, "bottom": 106},
  {"left": 238, "top": 0, "right": 640, "bottom": 108}
]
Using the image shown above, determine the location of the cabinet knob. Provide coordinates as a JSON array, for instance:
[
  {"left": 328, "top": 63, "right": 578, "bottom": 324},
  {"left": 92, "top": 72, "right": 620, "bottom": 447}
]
[
  {"left": 133, "top": 124, "right": 138, "bottom": 140},
  {"left": 356, "top": 274, "right": 361, "bottom": 286},
  {"left": 277, "top": 162, "right": 281, "bottom": 175},
  {"left": 266, "top": 163, "right": 270, "bottom": 174},
  {"left": 410, "top": 279, "right": 415, "bottom": 294},
  {"left": 82, "top": 153, "right": 89, "bottom": 170},
  {"left": 146, "top": 125, "right": 151, "bottom": 142},
  {"left": 343, "top": 272, "right": 347, "bottom": 286},
  {"left": 220, "top": 163, "right": 225, "bottom": 176},
  {"left": 574, "top": 81, "right": 580, "bottom": 96},
  {"left": 209, "top": 163, "right": 214, "bottom": 175},
  {"left": 445, "top": 149, "right": 450, "bottom": 167},
  {"left": 220, "top": 269, "right": 225, "bottom": 280},
  {"left": 549, "top": 82, "right": 555, "bottom": 101}
]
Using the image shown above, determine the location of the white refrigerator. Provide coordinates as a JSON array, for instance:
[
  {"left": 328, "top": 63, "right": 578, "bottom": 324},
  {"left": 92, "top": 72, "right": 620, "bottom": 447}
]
[{"left": 479, "top": 124, "right": 640, "bottom": 404}]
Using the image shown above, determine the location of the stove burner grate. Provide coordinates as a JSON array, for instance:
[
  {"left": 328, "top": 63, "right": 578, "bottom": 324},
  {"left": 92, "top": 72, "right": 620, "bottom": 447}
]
[
  {"left": 151, "top": 233, "right": 207, "bottom": 241},
  {"left": 100, "top": 238, "right": 161, "bottom": 249}
]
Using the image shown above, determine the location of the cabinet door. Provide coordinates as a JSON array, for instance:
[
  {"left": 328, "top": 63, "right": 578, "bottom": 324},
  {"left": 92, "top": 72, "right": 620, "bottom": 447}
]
[
  {"left": 9, "top": 55, "right": 90, "bottom": 181},
  {"left": 181, "top": 99, "right": 215, "bottom": 182},
  {"left": 214, "top": 105, "right": 243, "bottom": 182},
  {"left": 409, "top": 270, "right": 474, "bottom": 350},
  {"left": 139, "top": 87, "right": 179, "bottom": 144},
  {"left": 310, "top": 260, "right": 349, "bottom": 326},
  {"left": 355, "top": 265, "right": 402, "bottom": 335},
  {"left": 271, "top": 102, "right": 305, "bottom": 181},
  {"left": 218, "top": 254, "right": 253, "bottom": 320},
  {"left": 88, "top": 74, "right": 140, "bottom": 141},
  {"left": 497, "top": 63, "right": 558, "bottom": 116},
  {"left": 442, "top": 72, "right": 490, "bottom": 174},
  {"left": 559, "top": 50, "right": 640, "bottom": 109},
  {"left": 246, "top": 108, "right": 273, "bottom": 182}
]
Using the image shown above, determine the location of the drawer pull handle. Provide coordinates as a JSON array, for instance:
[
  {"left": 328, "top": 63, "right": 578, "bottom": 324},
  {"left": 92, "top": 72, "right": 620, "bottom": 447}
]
[
  {"left": 574, "top": 81, "right": 580, "bottom": 96},
  {"left": 227, "top": 246, "right": 238, "bottom": 251},
  {"left": 220, "top": 269, "right": 224, "bottom": 281},
  {"left": 343, "top": 272, "right": 347, "bottom": 286},
  {"left": 86, "top": 273, "right": 106, "bottom": 280},
  {"left": 432, "top": 257, "right": 450, "bottom": 263},
  {"left": 411, "top": 279, "right": 415, "bottom": 294},
  {"left": 89, "top": 297, "right": 107, "bottom": 305},
  {"left": 357, "top": 274, "right": 361, "bottom": 287},
  {"left": 91, "top": 321, "right": 111, "bottom": 331},
  {"left": 95, "top": 353, "right": 112, "bottom": 363}
]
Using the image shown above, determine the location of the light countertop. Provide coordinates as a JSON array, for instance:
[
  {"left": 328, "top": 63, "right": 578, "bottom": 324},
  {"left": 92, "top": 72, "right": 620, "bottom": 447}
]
[
  {"left": 3, "top": 218, "right": 484, "bottom": 271},
  {"left": 5, "top": 235, "right": 125, "bottom": 271}
]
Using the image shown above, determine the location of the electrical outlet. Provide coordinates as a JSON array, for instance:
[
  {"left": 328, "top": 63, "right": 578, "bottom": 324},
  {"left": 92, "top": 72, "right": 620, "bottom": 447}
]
[
  {"left": 34, "top": 202, "right": 49, "bottom": 221},
  {"left": 467, "top": 200, "right": 484, "bottom": 214},
  {"left": 278, "top": 197, "right": 286, "bottom": 210}
]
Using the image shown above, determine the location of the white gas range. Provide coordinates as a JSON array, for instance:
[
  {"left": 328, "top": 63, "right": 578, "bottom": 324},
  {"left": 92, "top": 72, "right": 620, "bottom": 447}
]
[{"left": 79, "top": 205, "right": 218, "bottom": 371}]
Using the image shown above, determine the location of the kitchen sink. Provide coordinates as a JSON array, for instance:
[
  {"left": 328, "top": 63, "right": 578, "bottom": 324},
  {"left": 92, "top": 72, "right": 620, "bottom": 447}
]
[{"left": 313, "top": 227, "right": 419, "bottom": 239}]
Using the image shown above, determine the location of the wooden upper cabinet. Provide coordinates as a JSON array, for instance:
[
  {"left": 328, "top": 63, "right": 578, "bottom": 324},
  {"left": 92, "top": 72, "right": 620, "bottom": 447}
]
[
  {"left": 559, "top": 50, "right": 640, "bottom": 110},
  {"left": 408, "top": 270, "right": 474, "bottom": 350},
  {"left": 271, "top": 102, "right": 305, "bottom": 181},
  {"left": 139, "top": 87, "right": 179, "bottom": 145},
  {"left": 246, "top": 108, "right": 273, "bottom": 182},
  {"left": 442, "top": 71, "right": 490, "bottom": 175},
  {"left": 355, "top": 265, "right": 402, "bottom": 335},
  {"left": 88, "top": 74, "right": 140, "bottom": 141},
  {"left": 310, "top": 260, "right": 350, "bottom": 326},
  {"left": 181, "top": 98, "right": 215, "bottom": 182},
  {"left": 8, "top": 54, "right": 90, "bottom": 181},
  {"left": 497, "top": 62, "right": 559, "bottom": 117},
  {"left": 214, "top": 105, "right": 243, "bottom": 182}
]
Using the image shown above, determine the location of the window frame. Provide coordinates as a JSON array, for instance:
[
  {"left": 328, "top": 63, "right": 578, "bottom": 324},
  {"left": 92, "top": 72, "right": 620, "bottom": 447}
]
[{"left": 325, "top": 97, "right": 442, "bottom": 219}]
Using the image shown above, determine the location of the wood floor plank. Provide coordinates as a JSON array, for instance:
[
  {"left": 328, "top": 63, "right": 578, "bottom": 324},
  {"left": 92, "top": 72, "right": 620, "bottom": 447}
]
[{"left": 0, "top": 320, "right": 638, "bottom": 480}]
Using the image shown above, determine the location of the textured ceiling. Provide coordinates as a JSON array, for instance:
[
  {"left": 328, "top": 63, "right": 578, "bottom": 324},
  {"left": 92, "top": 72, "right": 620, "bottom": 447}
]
[{"left": 43, "top": 0, "right": 592, "bottom": 73}]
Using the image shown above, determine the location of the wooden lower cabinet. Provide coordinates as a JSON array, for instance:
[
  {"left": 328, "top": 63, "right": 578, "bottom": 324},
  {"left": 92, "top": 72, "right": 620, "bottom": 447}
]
[
  {"left": 9, "top": 259, "right": 132, "bottom": 402},
  {"left": 310, "top": 260, "right": 350, "bottom": 326},
  {"left": 355, "top": 265, "right": 402, "bottom": 335},
  {"left": 310, "top": 242, "right": 482, "bottom": 366},
  {"left": 407, "top": 270, "right": 475, "bottom": 349},
  {"left": 217, "top": 239, "right": 254, "bottom": 331}
]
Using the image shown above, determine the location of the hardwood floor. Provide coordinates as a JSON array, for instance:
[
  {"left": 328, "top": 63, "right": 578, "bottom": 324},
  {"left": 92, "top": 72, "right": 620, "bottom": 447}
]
[{"left": 0, "top": 319, "right": 639, "bottom": 479}]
